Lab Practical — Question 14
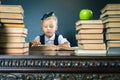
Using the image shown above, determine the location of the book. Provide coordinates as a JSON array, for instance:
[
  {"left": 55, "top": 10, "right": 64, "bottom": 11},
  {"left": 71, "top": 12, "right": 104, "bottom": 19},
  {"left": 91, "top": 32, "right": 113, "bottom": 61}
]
[
  {"left": 101, "top": 4, "right": 120, "bottom": 13},
  {"left": 75, "top": 20, "right": 102, "bottom": 26},
  {"left": 107, "top": 47, "right": 120, "bottom": 56},
  {"left": 74, "top": 49, "right": 106, "bottom": 56},
  {"left": 0, "top": 47, "right": 29, "bottom": 54},
  {"left": 0, "top": 13, "right": 23, "bottom": 19},
  {"left": 0, "top": 42, "right": 29, "bottom": 48},
  {"left": 0, "top": 5, "right": 24, "bottom": 13},
  {"left": 0, "top": 28, "right": 27, "bottom": 34},
  {"left": 30, "top": 45, "right": 74, "bottom": 51},
  {"left": 106, "top": 33, "right": 120, "bottom": 40},
  {"left": 100, "top": 11, "right": 120, "bottom": 18},
  {"left": 0, "top": 36, "right": 25, "bottom": 42},
  {"left": 0, "top": 33, "right": 27, "bottom": 37},
  {"left": 76, "top": 33, "right": 103, "bottom": 40},
  {"left": 78, "top": 43, "right": 106, "bottom": 50},
  {"left": 107, "top": 41, "right": 120, "bottom": 47},
  {"left": 101, "top": 16, "right": 120, "bottom": 23},
  {"left": 1, "top": 23, "right": 25, "bottom": 28},
  {"left": 78, "top": 28, "right": 103, "bottom": 34},
  {"left": 106, "top": 28, "right": 120, "bottom": 33},
  {"left": 76, "top": 24, "right": 104, "bottom": 30},
  {"left": 105, "top": 22, "right": 120, "bottom": 28},
  {"left": 0, "top": 18, "right": 23, "bottom": 23},
  {"left": 78, "top": 39, "right": 104, "bottom": 44}
]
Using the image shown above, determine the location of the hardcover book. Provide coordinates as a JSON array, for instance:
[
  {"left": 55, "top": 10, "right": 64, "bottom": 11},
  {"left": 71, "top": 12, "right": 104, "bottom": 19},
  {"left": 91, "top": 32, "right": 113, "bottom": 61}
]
[
  {"left": 78, "top": 43, "right": 106, "bottom": 50},
  {"left": 106, "top": 28, "right": 120, "bottom": 33},
  {"left": 106, "top": 33, "right": 120, "bottom": 40},
  {"left": 0, "top": 5, "right": 24, "bottom": 13},
  {"left": 0, "top": 42, "right": 29, "bottom": 48},
  {"left": 76, "top": 33, "right": 103, "bottom": 40},
  {"left": 0, "top": 36, "right": 26, "bottom": 42},
  {"left": 0, "top": 19, "right": 23, "bottom": 23},
  {"left": 0, "top": 28, "right": 27, "bottom": 34},
  {"left": 78, "top": 28, "right": 103, "bottom": 34},
  {"left": 0, "top": 13, "right": 23, "bottom": 19},
  {"left": 75, "top": 20, "right": 103, "bottom": 26},
  {"left": 101, "top": 4, "right": 120, "bottom": 13},
  {"left": 76, "top": 24, "right": 104, "bottom": 30},
  {"left": 78, "top": 39, "right": 104, "bottom": 44},
  {"left": 1, "top": 23, "right": 25, "bottom": 28},
  {"left": 107, "top": 41, "right": 120, "bottom": 47},
  {"left": 75, "top": 49, "right": 106, "bottom": 56},
  {"left": 0, "top": 47, "right": 29, "bottom": 54}
]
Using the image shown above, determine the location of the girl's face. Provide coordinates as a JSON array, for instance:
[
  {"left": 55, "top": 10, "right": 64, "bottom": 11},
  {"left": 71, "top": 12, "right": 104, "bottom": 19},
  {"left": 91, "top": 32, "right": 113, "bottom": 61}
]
[{"left": 42, "top": 19, "right": 57, "bottom": 38}]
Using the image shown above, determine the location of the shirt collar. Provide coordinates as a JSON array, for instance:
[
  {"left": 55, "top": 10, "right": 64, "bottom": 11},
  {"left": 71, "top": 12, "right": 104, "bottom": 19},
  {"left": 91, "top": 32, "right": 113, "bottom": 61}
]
[{"left": 45, "top": 34, "right": 55, "bottom": 41}]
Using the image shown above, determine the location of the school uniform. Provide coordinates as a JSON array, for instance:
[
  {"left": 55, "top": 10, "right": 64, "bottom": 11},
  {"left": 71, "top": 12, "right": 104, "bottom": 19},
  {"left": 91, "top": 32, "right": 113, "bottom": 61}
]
[{"left": 34, "top": 34, "right": 69, "bottom": 45}]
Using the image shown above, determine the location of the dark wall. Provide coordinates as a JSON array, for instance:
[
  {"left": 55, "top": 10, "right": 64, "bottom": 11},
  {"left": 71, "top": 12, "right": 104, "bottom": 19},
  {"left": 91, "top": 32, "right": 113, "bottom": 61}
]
[{"left": 1, "top": 0, "right": 120, "bottom": 46}]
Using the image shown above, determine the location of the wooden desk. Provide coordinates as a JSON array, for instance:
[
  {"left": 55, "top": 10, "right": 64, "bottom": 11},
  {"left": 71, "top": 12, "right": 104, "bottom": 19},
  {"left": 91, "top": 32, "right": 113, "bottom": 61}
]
[{"left": 0, "top": 51, "right": 120, "bottom": 80}]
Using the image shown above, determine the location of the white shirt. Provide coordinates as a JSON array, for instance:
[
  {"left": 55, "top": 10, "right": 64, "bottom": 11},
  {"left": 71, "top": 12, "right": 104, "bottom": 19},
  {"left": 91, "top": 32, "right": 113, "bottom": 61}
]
[{"left": 34, "top": 34, "right": 69, "bottom": 45}]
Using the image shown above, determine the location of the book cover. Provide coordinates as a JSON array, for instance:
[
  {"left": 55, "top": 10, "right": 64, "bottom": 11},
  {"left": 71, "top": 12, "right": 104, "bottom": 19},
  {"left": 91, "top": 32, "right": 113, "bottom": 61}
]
[
  {"left": 0, "top": 33, "right": 27, "bottom": 37},
  {"left": 0, "top": 42, "right": 29, "bottom": 48},
  {"left": 106, "top": 28, "right": 120, "bottom": 33},
  {"left": 0, "top": 18, "right": 23, "bottom": 23},
  {"left": 0, "top": 13, "right": 23, "bottom": 19},
  {"left": 100, "top": 11, "right": 120, "bottom": 18},
  {"left": 0, "top": 36, "right": 26, "bottom": 42},
  {"left": 74, "top": 49, "right": 106, "bottom": 56},
  {"left": 101, "top": 16, "right": 120, "bottom": 23},
  {"left": 1, "top": 23, "right": 25, "bottom": 28},
  {"left": 78, "top": 28, "right": 103, "bottom": 34},
  {"left": 78, "top": 39, "right": 104, "bottom": 44},
  {"left": 107, "top": 47, "right": 120, "bottom": 56},
  {"left": 106, "top": 33, "right": 120, "bottom": 40},
  {"left": 78, "top": 43, "right": 106, "bottom": 50},
  {"left": 107, "top": 41, "right": 120, "bottom": 47},
  {"left": 76, "top": 24, "right": 104, "bottom": 30},
  {"left": 0, "top": 28, "right": 27, "bottom": 34},
  {"left": 0, "top": 5, "right": 24, "bottom": 13},
  {"left": 76, "top": 33, "right": 104, "bottom": 40},
  {"left": 75, "top": 20, "right": 103, "bottom": 26},
  {"left": 105, "top": 22, "right": 120, "bottom": 28},
  {"left": 101, "top": 4, "right": 120, "bottom": 13},
  {"left": 0, "top": 47, "right": 29, "bottom": 54}
]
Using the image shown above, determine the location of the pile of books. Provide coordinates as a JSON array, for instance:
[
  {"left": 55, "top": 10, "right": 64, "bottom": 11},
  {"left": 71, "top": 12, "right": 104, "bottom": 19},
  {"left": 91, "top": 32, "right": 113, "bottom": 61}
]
[
  {"left": 75, "top": 20, "right": 106, "bottom": 56},
  {"left": 100, "top": 4, "right": 120, "bottom": 49},
  {"left": 0, "top": 5, "right": 29, "bottom": 55}
]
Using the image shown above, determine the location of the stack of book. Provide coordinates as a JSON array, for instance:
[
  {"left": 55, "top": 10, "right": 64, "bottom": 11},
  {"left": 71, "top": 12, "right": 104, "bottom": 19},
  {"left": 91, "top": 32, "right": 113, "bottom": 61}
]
[
  {"left": 0, "top": 5, "right": 29, "bottom": 55},
  {"left": 100, "top": 4, "right": 120, "bottom": 49},
  {"left": 75, "top": 20, "right": 106, "bottom": 56}
]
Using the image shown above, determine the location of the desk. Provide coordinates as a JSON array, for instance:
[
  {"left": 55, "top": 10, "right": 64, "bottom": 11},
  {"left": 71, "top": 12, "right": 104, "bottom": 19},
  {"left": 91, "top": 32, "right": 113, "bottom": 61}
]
[{"left": 0, "top": 51, "right": 120, "bottom": 80}]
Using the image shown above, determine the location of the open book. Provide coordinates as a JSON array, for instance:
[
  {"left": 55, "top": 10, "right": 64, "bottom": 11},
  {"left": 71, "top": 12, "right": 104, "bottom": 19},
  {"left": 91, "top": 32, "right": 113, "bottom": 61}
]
[{"left": 29, "top": 45, "right": 74, "bottom": 51}]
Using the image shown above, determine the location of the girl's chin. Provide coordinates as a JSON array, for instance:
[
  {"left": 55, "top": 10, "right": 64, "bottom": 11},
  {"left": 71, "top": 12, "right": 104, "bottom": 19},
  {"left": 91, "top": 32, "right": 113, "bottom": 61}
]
[{"left": 46, "top": 34, "right": 53, "bottom": 38}]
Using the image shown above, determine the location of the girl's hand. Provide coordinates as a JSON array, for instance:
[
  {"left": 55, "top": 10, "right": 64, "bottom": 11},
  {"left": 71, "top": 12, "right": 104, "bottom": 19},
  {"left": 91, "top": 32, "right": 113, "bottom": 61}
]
[{"left": 30, "top": 40, "right": 41, "bottom": 47}]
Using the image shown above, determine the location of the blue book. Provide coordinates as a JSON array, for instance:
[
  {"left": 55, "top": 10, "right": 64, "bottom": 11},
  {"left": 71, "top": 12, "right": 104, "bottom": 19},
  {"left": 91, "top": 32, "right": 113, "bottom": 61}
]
[{"left": 107, "top": 47, "right": 120, "bottom": 56}]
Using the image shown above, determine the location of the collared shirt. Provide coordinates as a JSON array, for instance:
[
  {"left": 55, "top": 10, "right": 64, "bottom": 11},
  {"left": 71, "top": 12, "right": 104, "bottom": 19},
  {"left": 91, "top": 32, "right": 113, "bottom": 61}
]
[{"left": 34, "top": 34, "right": 69, "bottom": 45}]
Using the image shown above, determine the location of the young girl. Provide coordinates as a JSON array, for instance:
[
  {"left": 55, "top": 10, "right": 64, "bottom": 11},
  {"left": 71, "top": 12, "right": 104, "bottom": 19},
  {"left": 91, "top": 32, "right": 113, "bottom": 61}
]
[{"left": 30, "top": 12, "right": 70, "bottom": 48}]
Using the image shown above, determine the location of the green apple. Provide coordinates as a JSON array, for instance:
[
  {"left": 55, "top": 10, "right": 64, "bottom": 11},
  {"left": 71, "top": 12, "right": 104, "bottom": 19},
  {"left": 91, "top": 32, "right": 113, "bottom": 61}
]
[{"left": 79, "top": 9, "right": 93, "bottom": 20}]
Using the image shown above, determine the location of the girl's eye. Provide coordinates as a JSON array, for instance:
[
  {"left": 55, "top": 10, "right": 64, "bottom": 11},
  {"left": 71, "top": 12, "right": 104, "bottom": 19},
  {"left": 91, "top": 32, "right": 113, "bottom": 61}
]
[
  {"left": 43, "top": 26, "right": 47, "bottom": 28},
  {"left": 49, "top": 26, "right": 53, "bottom": 28}
]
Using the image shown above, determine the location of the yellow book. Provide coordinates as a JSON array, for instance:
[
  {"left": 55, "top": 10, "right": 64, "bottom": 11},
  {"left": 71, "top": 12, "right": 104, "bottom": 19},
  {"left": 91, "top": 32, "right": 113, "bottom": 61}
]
[{"left": 2, "top": 23, "right": 25, "bottom": 28}]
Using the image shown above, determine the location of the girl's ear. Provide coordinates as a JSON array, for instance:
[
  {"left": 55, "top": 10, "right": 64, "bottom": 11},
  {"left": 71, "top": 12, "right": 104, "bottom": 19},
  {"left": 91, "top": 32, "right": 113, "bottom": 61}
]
[{"left": 55, "top": 26, "right": 58, "bottom": 31}]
